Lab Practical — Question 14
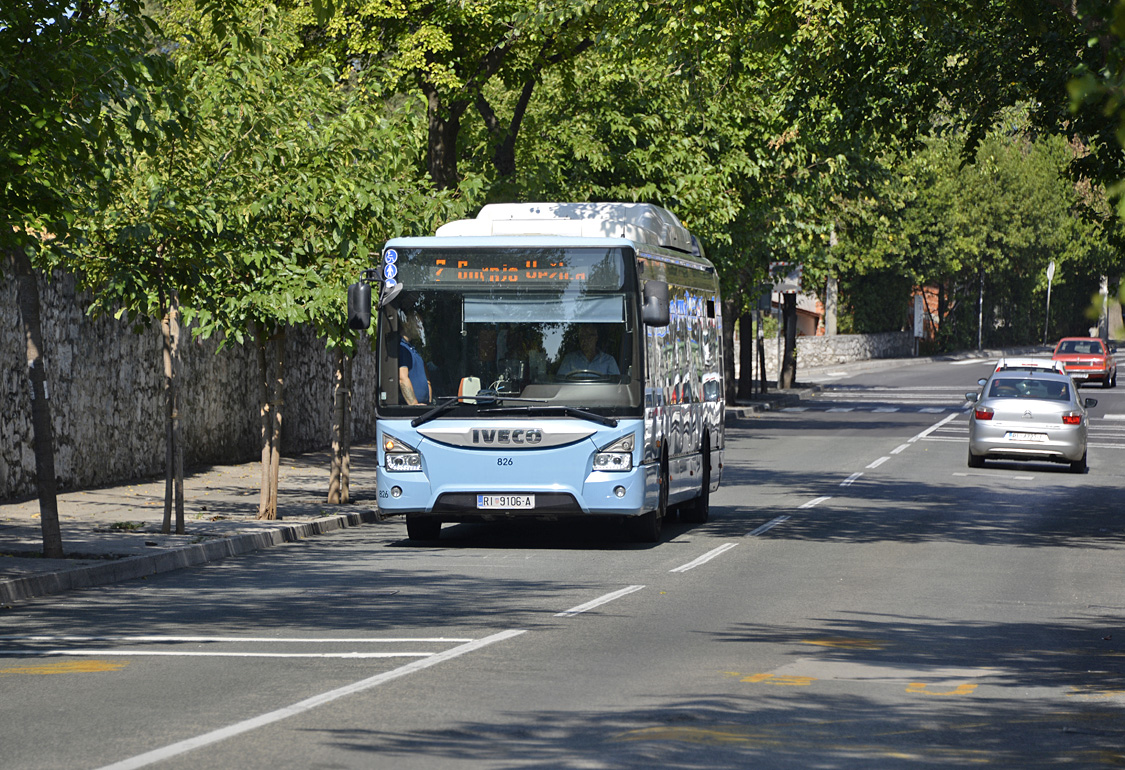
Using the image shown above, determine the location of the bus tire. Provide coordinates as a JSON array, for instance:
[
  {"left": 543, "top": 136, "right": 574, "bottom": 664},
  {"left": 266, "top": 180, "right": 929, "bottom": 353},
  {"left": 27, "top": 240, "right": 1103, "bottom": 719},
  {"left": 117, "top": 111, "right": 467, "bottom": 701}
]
[
  {"left": 629, "top": 455, "right": 668, "bottom": 542},
  {"left": 681, "top": 439, "right": 710, "bottom": 524},
  {"left": 406, "top": 516, "right": 441, "bottom": 542},
  {"left": 628, "top": 511, "right": 662, "bottom": 543}
]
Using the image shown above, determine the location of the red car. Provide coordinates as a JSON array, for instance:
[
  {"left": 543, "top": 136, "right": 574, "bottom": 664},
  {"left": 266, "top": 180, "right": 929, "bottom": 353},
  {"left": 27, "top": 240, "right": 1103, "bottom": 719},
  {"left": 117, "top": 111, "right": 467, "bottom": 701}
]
[{"left": 1052, "top": 337, "right": 1117, "bottom": 388}]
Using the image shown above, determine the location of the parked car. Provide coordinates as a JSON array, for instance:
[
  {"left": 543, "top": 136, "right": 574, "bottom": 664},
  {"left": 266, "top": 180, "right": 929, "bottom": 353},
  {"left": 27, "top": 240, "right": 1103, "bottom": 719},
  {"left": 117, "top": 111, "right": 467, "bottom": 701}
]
[
  {"left": 966, "top": 369, "right": 1097, "bottom": 473},
  {"left": 1052, "top": 337, "right": 1117, "bottom": 387}
]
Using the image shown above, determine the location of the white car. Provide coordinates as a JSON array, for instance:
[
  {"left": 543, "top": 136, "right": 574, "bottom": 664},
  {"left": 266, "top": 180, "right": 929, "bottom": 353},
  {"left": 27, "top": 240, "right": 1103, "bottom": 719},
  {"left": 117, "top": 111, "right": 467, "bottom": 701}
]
[
  {"left": 992, "top": 357, "right": 1068, "bottom": 375},
  {"left": 966, "top": 369, "right": 1096, "bottom": 473}
]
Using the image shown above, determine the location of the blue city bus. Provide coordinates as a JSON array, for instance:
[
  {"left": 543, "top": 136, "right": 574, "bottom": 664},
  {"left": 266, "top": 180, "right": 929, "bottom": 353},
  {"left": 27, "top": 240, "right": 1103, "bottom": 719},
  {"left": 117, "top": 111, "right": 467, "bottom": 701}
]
[{"left": 347, "top": 202, "right": 724, "bottom": 542}]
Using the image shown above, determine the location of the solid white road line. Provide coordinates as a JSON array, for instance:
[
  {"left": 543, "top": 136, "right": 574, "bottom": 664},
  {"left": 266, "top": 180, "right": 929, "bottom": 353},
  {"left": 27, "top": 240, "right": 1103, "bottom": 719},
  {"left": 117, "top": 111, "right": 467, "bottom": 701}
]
[
  {"left": 799, "top": 496, "right": 832, "bottom": 509},
  {"left": 748, "top": 515, "right": 790, "bottom": 536},
  {"left": 911, "top": 412, "right": 960, "bottom": 442},
  {"left": 670, "top": 543, "right": 738, "bottom": 573},
  {"left": 555, "top": 585, "right": 645, "bottom": 618},
  {"left": 4, "top": 650, "right": 433, "bottom": 659},
  {"left": 94, "top": 629, "right": 526, "bottom": 770},
  {"left": 0, "top": 635, "right": 473, "bottom": 644}
]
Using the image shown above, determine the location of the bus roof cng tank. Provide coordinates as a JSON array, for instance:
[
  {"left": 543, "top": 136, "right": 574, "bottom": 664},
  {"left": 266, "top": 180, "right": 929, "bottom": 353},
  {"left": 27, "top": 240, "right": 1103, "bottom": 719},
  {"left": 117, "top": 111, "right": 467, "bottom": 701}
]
[{"left": 435, "top": 202, "right": 694, "bottom": 254}]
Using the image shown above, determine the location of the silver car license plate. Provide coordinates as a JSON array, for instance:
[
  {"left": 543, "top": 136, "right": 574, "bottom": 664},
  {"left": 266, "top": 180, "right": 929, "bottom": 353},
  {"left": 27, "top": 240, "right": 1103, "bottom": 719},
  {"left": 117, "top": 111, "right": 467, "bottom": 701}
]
[
  {"left": 477, "top": 494, "right": 535, "bottom": 509},
  {"left": 1007, "top": 432, "right": 1047, "bottom": 442}
]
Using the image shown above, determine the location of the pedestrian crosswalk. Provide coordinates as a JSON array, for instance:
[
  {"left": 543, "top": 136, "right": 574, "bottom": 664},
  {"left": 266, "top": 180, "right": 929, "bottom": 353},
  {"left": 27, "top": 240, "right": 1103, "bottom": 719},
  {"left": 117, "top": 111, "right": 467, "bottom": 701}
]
[
  {"left": 920, "top": 413, "right": 1125, "bottom": 449},
  {"left": 788, "top": 384, "right": 1125, "bottom": 449},
  {"left": 786, "top": 384, "right": 973, "bottom": 414}
]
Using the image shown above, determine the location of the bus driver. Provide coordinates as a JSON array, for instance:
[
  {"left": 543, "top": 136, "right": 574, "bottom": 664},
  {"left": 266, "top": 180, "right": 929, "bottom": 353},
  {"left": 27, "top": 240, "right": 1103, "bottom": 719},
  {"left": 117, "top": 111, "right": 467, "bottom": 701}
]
[{"left": 557, "top": 324, "right": 619, "bottom": 378}]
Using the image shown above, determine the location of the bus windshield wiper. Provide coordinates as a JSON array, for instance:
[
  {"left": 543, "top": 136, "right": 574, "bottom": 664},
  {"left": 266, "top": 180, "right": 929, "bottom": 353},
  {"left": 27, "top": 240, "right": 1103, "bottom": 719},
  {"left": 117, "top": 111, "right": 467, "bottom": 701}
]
[
  {"left": 411, "top": 396, "right": 475, "bottom": 428},
  {"left": 410, "top": 392, "right": 545, "bottom": 427},
  {"left": 479, "top": 403, "right": 618, "bottom": 428}
]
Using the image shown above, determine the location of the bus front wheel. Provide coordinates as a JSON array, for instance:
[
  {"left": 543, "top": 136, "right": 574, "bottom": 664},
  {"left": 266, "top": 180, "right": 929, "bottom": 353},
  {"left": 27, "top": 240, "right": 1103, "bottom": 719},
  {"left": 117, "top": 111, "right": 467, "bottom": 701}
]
[{"left": 629, "top": 455, "right": 668, "bottom": 542}]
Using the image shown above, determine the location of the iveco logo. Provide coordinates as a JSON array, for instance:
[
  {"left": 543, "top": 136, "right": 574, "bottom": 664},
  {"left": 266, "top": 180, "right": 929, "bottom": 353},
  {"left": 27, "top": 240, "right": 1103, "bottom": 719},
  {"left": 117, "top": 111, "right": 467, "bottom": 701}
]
[{"left": 472, "top": 428, "right": 543, "bottom": 445}]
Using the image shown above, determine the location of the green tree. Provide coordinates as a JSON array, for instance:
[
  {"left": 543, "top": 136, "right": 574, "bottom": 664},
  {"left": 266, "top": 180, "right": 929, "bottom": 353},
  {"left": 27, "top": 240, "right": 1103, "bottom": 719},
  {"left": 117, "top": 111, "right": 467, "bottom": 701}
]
[
  {"left": 831, "top": 122, "right": 1116, "bottom": 348},
  {"left": 148, "top": 2, "right": 479, "bottom": 517},
  {"left": 1, "top": 0, "right": 172, "bottom": 555},
  {"left": 290, "top": 0, "right": 613, "bottom": 189}
]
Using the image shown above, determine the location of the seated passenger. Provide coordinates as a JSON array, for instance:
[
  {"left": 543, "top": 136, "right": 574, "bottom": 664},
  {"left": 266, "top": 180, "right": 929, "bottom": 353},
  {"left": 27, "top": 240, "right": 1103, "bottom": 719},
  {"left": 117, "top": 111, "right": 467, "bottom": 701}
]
[
  {"left": 1048, "top": 381, "right": 1069, "bottom": 400},
  {"left": 557, "top": 324, "right": 620, "bottom": 378},
  {"left": 991, "top": 382, "right": 1018, "bottom": 398}
]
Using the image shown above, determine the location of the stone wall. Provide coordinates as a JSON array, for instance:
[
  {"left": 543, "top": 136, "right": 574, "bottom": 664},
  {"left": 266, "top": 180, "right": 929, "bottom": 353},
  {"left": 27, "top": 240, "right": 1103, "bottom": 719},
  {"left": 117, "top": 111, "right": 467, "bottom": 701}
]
[
  {"left": 742, "top": 331, "right": 914, "bottom": 380},
  {"left": 2, "top": 271, "right": 378, "bottom": 500},
  {"left": 3, "top": 271, "right": 916, "bottom": 500}
]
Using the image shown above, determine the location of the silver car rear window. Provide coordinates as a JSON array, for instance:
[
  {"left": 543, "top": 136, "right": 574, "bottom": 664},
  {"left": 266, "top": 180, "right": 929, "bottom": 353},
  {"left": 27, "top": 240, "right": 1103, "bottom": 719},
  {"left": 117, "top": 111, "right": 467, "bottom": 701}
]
[{"left": 989, "top": 378, "right": 1070, "bottom": 401}]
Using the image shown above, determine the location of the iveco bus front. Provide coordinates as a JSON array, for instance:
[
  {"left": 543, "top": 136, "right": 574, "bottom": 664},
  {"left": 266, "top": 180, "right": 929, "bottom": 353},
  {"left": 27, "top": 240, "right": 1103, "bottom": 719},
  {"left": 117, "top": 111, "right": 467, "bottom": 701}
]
[{"left": 347, "top": 202, "right": 724, "bottom": 542}]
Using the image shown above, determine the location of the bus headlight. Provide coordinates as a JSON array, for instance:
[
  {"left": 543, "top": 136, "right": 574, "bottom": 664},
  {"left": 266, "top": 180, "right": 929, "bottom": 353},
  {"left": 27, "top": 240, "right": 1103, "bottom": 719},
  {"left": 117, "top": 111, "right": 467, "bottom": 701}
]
[
  {"left": 594, "top": 434, "right": 635, "bottom": 472},
  {"left": 383, "top": 434, "right": 422, "bottom": 472}
]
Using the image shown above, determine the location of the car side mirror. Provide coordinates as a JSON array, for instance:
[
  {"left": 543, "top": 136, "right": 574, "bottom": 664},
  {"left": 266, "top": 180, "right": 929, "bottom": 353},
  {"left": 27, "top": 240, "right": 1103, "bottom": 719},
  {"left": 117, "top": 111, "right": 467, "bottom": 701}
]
[
  {"left": 966, "top": 392, "right": 980, "bottom": 402},
  {"left": 1084, "top": 398, "right": 1098, "bottom": 408},
  {"left": 977, "top": 378, "right": 987, "bottom": 386}
]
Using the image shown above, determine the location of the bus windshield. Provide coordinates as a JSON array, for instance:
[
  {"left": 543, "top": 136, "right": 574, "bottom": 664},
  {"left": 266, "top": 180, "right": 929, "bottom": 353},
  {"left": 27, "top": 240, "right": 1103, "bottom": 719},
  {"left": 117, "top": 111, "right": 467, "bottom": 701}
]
[{"left": 377, "top": 247, "right": 642, "bottom": 416}]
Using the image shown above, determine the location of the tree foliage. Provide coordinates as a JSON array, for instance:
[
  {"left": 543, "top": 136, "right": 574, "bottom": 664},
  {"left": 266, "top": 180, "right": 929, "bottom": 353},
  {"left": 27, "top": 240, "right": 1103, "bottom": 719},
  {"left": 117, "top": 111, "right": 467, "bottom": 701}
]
[
  {"left": 10, "top": 0, "right": 1125, "bottom": 534},
  {"left": 2, "top": 0, "right": 175, "bottom": 554}
]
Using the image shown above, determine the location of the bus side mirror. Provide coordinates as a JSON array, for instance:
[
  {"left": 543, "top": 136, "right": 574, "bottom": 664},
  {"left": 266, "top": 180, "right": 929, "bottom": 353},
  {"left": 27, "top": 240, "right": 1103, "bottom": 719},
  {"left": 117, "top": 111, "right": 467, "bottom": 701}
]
[
  {"left": 347, "top": 281, "right": 371, "bottom": 330},
  {"left": 642, "top": 280, "right": 670, "bottom": 327}
]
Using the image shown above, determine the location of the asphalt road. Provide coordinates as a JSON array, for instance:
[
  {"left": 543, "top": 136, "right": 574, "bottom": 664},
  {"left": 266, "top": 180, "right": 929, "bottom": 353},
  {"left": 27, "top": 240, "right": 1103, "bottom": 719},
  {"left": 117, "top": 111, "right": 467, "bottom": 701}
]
[{"left": 3, "top": 356, "right": 1125, "bottom": 769}]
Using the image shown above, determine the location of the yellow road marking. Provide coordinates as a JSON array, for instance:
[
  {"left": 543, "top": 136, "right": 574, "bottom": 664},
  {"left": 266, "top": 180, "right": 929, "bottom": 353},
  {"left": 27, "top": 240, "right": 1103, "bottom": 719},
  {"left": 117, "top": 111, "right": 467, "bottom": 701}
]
[
  {"left": 802, "top": 638, "right": 888, "bottom": 650},
  {"left": 906, "top": 682, "right": 977, "bottom": 696},
  {"left": 1, "top": 659, "right": 129, "bottom": 675},
  {"left": 1067, "top": 685, "right": 1125, "bottom": 699},
  {"left": 614, "top": 726, "right": 773, "bottom": 745}
]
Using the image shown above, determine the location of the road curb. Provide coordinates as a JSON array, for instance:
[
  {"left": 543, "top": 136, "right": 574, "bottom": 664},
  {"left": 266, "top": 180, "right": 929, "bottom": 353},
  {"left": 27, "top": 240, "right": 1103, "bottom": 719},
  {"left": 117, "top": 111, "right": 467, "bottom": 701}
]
[{"left": 0, "top": 509, "right": 382, "bottom": 606}]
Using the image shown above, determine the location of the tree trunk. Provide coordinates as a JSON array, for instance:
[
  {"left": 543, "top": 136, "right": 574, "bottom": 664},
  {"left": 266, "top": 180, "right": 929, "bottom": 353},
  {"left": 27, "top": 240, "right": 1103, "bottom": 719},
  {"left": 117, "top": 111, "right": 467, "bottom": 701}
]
[
  {"left": 255, "top": 325, "right": 285, "bottom": 521},
  {"left": 160, "top": 287, "right": 185, "bottom": 535},
  {"left": 721, "top": 297, "right": 738, "bottom": 404},
  {"left": 825, "top": 274, "right": 838, "bottom": 336},
  {"left": 779, "top": 293, "right": 798, "bottom": 388},
  {"left": 757, "top": 319, "right": 769, "bottom": 395},
  {"left": 256, "top": 324, "right": 277, "bottom": 520},
  {"left": 478, "top": 79, "right": 536, "bottom": 178},
  {"left": 737, "top": 310, "right": 753, "bottom": 399},
  {"left": 328, "top": 347, "right": 351, "bottom": 505},
  {"left": 9, "top": 247, "right": 64, "bottom": 559},
  {"left": 424, "top": 83, "right": 467, "bottom": 190},
  {"left": 270, "top": 329, "right": 285, "bottom": 517}
]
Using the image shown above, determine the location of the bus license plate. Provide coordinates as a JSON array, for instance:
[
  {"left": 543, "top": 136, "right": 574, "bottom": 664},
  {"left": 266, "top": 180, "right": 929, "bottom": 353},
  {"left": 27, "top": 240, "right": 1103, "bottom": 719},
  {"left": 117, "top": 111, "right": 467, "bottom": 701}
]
[
  {"left": 477, "top": 494, "right": 535, "bottom": 510},
  {"left": 1007, "top": 432, "right": 1046, "bottom": 442}
]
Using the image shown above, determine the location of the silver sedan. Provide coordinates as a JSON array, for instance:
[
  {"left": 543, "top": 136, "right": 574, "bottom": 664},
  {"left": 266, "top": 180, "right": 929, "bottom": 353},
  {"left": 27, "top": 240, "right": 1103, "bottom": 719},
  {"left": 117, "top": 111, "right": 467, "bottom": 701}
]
[{"left": 966, "top": 370, "right": 1097, "bottom": 473}]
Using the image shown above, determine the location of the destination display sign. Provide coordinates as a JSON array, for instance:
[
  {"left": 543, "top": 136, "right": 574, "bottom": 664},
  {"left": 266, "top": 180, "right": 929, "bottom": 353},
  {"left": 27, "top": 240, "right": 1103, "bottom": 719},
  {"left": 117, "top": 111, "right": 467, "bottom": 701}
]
[{"left": 391, "top": 248, "right": 625, "bottom": 290}]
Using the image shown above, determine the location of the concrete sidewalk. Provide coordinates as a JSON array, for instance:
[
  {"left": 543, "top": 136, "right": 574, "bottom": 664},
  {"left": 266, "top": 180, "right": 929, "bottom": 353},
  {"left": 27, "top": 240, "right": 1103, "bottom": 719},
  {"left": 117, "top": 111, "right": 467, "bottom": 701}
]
[
  {"left": 0, "top": 445, "right": 394, "bottom": 605},
  {"left": 0, "top": 348, "right": 1008, "bottom": 606}
]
